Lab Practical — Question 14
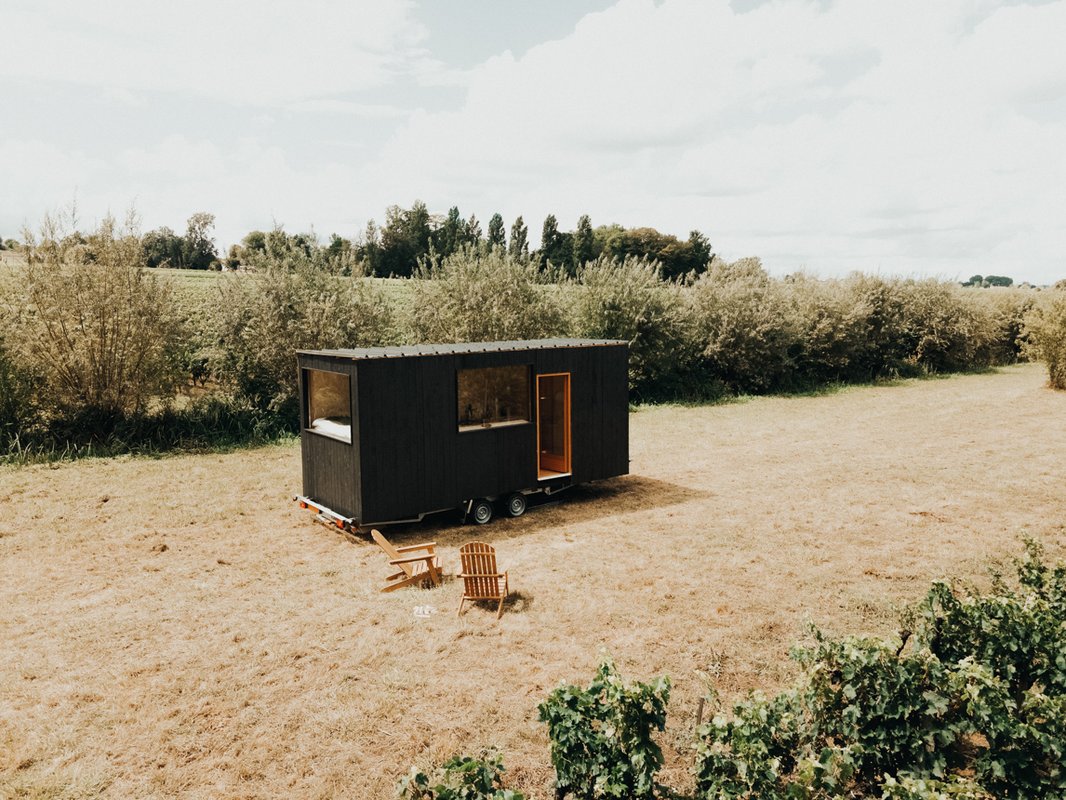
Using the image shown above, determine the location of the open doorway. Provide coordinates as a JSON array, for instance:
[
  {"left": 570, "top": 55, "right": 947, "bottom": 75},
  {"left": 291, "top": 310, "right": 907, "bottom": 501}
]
[{"left": 537, "top": 372, "right": 571, "bottom": 479}]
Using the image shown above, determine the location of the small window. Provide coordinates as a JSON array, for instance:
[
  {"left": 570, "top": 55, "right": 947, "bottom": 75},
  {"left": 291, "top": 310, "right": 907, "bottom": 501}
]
[
  {"left": 458, "top": 365, "right": 530, "bottom": 431},
  {"left": 306, "top": 369, "right": 351, "bottom": 443}
]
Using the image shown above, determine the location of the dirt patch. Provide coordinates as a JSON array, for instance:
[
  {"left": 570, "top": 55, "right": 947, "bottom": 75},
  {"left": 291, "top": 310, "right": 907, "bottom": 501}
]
[{"left": 1, "top": 364, "right": 1064, "bottom": 798}]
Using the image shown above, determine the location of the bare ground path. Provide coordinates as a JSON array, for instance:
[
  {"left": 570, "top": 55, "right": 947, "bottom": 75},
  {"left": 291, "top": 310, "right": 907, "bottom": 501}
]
[{"left": 2, "top": 363, "right": 1064, "bottom": 798}]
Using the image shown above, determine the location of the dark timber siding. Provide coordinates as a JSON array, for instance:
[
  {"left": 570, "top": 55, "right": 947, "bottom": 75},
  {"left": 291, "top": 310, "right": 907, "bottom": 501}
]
[
  {"left": 356, "top": 358, "right": 426, "bottom": 523},
  {"left": 298, "top": 341, "right": 628, "bottom": 525},
  {"left": 298, "top": 354, "right": 359, "bottom": 520}
]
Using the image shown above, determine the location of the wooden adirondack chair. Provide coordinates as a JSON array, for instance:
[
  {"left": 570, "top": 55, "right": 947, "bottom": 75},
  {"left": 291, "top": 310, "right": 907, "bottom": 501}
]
[
  {"left": 457, "top": 541, "right": 510, "bottom": 618},
  {"left": 371, "top": 529, "right": 442, "bottom": 593}
]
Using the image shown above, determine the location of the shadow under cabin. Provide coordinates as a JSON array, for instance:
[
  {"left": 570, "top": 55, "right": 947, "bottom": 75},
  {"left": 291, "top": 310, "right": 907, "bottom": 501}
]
[{"left": 294, "top": 338, "right": 630, "bottom": 530}]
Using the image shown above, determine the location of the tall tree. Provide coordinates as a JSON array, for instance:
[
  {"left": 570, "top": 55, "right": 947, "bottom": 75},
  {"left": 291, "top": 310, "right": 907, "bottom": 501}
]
[
  {"left": 290, "top": 231, "right": 317, "bottom": 258},
  {"left": 539, "top": 214, "right": 560, "bottom": 268},
  {"left": 537, "top": 213, "right": 574, "bottom": 274},
  {"left": 357, "top": 219, "right": 383, "bottom": 276},
  {"left": 379, "top": 200, "right": 432, "bottom": 277},
  {"left": 142, "top": 226, "right": 184, "bottom": 268},
  {"left": 183, "top": 212, "right": 218, "bottom": 269},
  {"left": 464, "top": 214, "right": 483, "bottom": 248},
  {"left": 555, "top": 232, "right": 575, "bottom": 275},
  {"left": 592, "top": 223, "right": 712, "bottom": 280},
  {"left": 487, "top": 213, "right": 506, "bottom": 250},
  {"left": 687, "top": 230, "right": 712, "bottom": 272},
  {"left": 242, "top": 230, "right": 267, "bottom": 253},
  {"left": 508, "top": 216, "right": 528, "bottom": 258},
  {"left": 325, "top": 233, "right": 351, "bottom": 260},
  {"left": 573, "top": 214, "right": 594, "bottom": 269},
  {"left": 435, "top": 206, "right": 463, "bottom": 257}
]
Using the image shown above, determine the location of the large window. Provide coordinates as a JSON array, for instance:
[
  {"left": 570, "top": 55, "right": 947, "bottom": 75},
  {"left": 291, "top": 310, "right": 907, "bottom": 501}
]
[
  {"left": 305, "top": 369, "right": 351, "bottom": 443},
  {"left": 457, "top": 365, "right": 530, "bottom": 431}
]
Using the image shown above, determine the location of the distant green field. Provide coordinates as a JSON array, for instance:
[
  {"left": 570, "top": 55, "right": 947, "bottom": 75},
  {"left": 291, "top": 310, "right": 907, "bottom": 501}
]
[
  {"left": 0, "top": 250, "right": 26, "bottom": 269},
  {"left": 1, "top": 261, "right": 413, "bottom": 325},
  {"left": 153, "top": 266, "right": 226, "bottom": 287},
  {"left": 152, "top": 269, "right": 414, "bottom": 338}
]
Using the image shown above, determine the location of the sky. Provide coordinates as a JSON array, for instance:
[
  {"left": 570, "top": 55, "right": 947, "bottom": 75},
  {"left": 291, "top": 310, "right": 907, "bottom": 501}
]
[{"left": 2, "top": 0, "right": 1065, "bottom": 284}]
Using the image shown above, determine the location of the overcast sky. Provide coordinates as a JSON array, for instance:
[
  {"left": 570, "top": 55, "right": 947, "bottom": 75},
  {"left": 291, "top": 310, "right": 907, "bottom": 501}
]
[{"left": 2, "top": 0, "right": 1065, "bottom": 283}]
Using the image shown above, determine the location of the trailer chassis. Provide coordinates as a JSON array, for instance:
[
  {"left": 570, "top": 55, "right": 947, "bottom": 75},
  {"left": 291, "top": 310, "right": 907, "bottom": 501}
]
[{"left": 294, "top": 478, "right": 572, "bottom": 533}]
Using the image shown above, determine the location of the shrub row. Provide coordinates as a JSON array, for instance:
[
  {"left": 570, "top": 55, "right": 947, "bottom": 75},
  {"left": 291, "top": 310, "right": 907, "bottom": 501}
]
[
  {"left": 1, "top": 225, "right": 1060, "bottom": 459},
  {"left": 1023, "top": 291, "right": 1066, "bottom": 389},
  {"left": 400, "top": 541, "right": 1066, "bottom": 799},
  {"left": 405, "top": 249, "right": 1041, "bottom": 402}
]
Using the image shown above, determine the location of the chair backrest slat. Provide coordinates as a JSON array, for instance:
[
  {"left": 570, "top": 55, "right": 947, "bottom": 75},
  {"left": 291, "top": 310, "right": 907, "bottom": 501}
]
[
  {"left": 459, "top": 541, "right": 499, "bottom": 597},
  {"left": 372, "top": 529, "right": 412, "bottom": 577}
]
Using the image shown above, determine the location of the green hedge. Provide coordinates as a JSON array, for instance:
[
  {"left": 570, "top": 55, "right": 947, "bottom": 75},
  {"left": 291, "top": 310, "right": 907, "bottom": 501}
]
[{"left": 1, "top": 241, "right": 1049, "bottom": 460}]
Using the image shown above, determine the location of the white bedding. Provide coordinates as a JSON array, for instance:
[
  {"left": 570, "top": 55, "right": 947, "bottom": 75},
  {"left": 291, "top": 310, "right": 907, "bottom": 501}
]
[{"left": 310, "top": 416, "right": 352, "bottom": 442}]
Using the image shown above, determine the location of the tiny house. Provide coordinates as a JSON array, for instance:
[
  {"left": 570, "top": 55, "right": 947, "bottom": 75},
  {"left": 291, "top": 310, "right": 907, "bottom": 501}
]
[{"left": 295, "top": 339, "right": 629, "bottom": 529}]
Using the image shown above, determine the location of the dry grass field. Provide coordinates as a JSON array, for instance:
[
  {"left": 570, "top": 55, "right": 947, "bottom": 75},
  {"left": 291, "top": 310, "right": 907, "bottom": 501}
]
[{"left": 2, "top": 364, "right": 1064, "bottom": 799}]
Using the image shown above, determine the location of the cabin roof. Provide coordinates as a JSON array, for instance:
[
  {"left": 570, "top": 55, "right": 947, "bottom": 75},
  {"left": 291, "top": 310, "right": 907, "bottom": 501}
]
[{"left": 298, "top": 338, "right": 626, "bottom": 361}]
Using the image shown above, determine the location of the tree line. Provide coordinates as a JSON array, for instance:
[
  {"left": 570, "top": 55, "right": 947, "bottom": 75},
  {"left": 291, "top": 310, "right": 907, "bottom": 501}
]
[
  {"left": 23, "top": 201, "right": 1023, "bottom": 290},
  {"left": 288, "top": 201, "right": 713, "bottom": 280},
  {"left": 2, "top": 208, "right": 1033, "bottom": 292},
  {"left": 130, "top": 201, "right": 715, "bottom": 281}
]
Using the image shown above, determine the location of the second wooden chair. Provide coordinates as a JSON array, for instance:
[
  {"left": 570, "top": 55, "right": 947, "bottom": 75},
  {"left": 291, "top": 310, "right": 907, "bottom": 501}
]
[{"left": 457, "top": 541, "right": 510, "bottom": 618}]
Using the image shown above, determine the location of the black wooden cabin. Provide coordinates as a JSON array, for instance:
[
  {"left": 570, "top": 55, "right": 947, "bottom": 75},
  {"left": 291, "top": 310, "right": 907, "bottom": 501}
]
[{"left": 295, "top": 339, "right": 629, "bottom": 528}]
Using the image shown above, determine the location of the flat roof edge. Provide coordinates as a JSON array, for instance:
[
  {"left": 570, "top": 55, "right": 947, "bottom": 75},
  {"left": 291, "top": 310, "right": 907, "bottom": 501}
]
[{"left": 297, "top": 338, "right": 628, "bottom": 361}]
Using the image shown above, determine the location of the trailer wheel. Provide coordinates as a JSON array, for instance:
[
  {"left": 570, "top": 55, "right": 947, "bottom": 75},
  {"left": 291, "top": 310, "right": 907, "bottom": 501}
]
[
  {"left": 471, "top": 498, "right": 494, "bottom": 525},
  {"left": 504, "top": 492, "right": 527, "bottom": 517}
]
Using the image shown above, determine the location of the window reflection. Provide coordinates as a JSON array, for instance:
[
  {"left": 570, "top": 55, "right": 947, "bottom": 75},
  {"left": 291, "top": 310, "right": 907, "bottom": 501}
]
[{"left": 458, "top": 365, "right": 530, "bottom": 430}]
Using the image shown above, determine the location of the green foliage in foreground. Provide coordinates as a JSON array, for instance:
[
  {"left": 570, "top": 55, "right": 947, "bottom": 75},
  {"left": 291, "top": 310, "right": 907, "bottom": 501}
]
[
  {"left": 694, "top": 539, "right": 1066, "bottom": 799},
  {"left": 538, "top": 661, "right": 671, "bottom": 799},
  {"left": 397, "top": 751, "right": 525, "bottom": 800},
  {"left": 400, "top": 542, "right": 1065, "bottom": 800}
]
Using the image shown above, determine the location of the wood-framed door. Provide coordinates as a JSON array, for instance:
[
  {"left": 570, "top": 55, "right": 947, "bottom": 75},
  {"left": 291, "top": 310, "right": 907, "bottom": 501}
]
[{"left": 536, "top": 372, "right": 571, "bottom": 478}]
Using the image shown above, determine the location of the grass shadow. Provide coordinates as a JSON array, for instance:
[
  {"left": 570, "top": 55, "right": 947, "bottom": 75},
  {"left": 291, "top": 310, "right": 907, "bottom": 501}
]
[{"left": 365, "top": 474, "right": 709, "bottom": 548}]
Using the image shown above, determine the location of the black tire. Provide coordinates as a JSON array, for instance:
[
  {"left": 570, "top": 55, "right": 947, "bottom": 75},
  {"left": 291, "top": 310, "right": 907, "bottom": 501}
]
[
  {"left": 504, "top": 492, "right": 527, "bottom": 517},
  {"left": 470, "top": 498, "right": 493, "bottom": 525}
]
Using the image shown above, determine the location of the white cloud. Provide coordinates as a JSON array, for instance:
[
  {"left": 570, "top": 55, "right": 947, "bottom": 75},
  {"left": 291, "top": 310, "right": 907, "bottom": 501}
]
[
  {"left": 2, "top": 0, "right": 1064, "bottom": 283},
  {"left": 362, "top": 0, "right": 1066, "bottom": 283},
  {"left": 108, "top": 136, "right": 364, "bottom": 241},
  {"left": 99, "top": 86, "right": 144, "bottom": 107},
  {"left": 0, "top": 140, "right": 110, "bottom": 228},
  {"left": 0, "top": 0, "right": 433, "bottom": 106},
  {"left": 286, "top": 99, "right": 410, "bottom": 119}
]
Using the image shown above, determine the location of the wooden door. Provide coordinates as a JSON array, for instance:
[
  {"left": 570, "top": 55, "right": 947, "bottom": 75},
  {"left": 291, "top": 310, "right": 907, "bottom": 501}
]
[{"left": 537, "top": 373, "right": 571, "bottom": 476}]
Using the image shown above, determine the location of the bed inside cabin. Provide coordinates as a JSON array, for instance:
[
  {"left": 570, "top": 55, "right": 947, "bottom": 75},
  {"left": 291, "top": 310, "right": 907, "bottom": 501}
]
[{"left": 305, "top": 368, "right": 352, "bottom": 443}]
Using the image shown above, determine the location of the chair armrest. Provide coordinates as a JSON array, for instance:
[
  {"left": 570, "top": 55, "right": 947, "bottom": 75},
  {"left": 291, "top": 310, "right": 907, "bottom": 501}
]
[
  {"left": 395, "top": 542, "right": 437, "bottom": 553},
  {"left": 457, "top": 572, "right": 505, "bottom": 579},
  {"left": 390, "top": 554, "right": 438, "bottom": 565}
]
